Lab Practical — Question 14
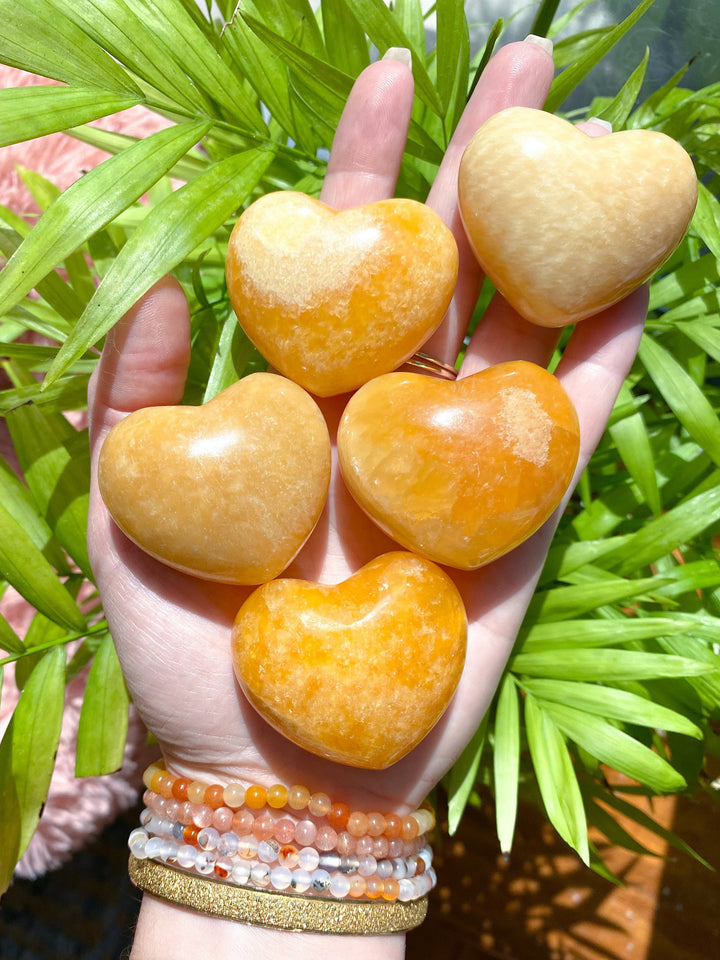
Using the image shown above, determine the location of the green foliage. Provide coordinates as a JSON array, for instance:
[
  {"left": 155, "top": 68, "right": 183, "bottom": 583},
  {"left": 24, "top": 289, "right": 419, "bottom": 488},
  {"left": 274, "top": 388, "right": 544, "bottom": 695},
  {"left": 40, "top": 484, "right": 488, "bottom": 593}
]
[{"left": 0, "top": 0, "right": 718, "bottom": 888}]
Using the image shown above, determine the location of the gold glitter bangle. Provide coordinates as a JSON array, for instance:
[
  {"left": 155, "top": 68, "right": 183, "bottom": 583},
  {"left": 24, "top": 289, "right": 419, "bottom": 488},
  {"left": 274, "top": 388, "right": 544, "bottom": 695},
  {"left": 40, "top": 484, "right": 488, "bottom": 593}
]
[{"left": 129, "top": 855, "right": 428, "bottom": 935}]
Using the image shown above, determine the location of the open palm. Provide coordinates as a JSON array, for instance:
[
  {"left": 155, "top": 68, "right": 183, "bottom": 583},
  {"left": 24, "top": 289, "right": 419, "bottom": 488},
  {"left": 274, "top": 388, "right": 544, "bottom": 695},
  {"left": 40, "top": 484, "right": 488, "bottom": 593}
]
[{"left": 87, "top": 39, "right": 648, "bottom": 820}]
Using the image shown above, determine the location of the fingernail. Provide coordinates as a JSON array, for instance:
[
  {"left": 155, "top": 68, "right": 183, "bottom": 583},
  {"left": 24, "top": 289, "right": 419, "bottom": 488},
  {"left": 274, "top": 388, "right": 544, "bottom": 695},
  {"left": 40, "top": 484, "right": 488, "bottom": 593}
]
[
  {"left": 587, "top": 117, "right": 613, "bottom": 132},
  {"left": 524, "top": 34, "right": 553, "bottom": 55},
  {"left": 382, "top": 47, "right": 413, "bottom": 71}
]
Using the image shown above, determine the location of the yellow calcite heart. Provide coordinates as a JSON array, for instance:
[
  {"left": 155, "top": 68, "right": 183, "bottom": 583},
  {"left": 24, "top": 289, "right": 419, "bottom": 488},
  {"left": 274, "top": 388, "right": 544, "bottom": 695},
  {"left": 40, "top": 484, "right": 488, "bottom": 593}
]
[
  {"left": 98, "top": 373, "right": 331, "bottom": 584},
  {"left": 337, "top": 362, "right": 580, "bottom": 570},
  {"left": 231, "top": 552, "right": 467, "bottom": 769},
  {"left": 458, "top": 106, "right": 697, "bottom": 327},
  {"left": 225, "top": 191, "right": 459, "bottom": 396}
]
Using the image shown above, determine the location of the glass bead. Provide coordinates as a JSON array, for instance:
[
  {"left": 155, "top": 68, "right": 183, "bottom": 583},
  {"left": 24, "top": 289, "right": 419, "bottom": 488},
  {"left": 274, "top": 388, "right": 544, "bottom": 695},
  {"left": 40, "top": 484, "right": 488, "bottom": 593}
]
[
  {"left": 197, "top": 827, "right": 220, "bottom": 850},
  {"left": 364, "top": 876, "right": 383, "bottom": 900},
  {"left": 373, "top": 836, "right": 389, "bottom": 860},
  {"left": 178, "top": 802, "right": 194, "bottom": 826},
  {"left": 310, "top": 869, "right": 331, "bottom": 893},
  {"left": 415, "top": 856, "right": 426, "bottom": 876},
  {"left": 183, "top": 824, "right": 200, "bottom": 846},
  {"left": 427, "top": 866, "right": 437, "bottom": 888},
  {"left": 298, "top": 847, "right": 320, "bottom": 871},
  {"left": 383, "top": 813, "right": 402, "bottom": 839},
  {"left": 151, "top": 771, "right": 174, "bottom": 799},
  {"left": 336, "top": 831, "right": 356, "bottom": 855},
  {"left": 401, "top": 816, "right": 419, "bottom": 840},
  {"left": 358, "top": 855, "right": 377, "bottom": 877},
  {"left": 145, "top": 836, "right": 165, "bottom": 859},
  {"left": 397, "top": 879, "right": 415, "bottom": 902},
  {"left": 314, "top": 824, "right": 338, "bottom": 852},
  {"left": 160, "top": 839, "right": 178, "bottom": 861},
  {"left": 308, "top": 792, "right": 331, "bottom": 817},
  {"left": 294, "top": 819, "right": 317, "bottom": 846},
  {"left": 217, "top": 832, "right": 239, "bottom": 856},
  {"left": 212, "top": 807, "right": 233, "bottom": 832},
  {"left": 327, "top": 801, "right": 350, "bottom": 831},
  {"left": 278, "top": 844, "right": 299, "bottom": 868},
  {"left": 142, "top": 790, "right": 153, "bottom": 808},
  {"left": 237, "top": 836, "right": 259, "bottom": 859},
  {"left": 419, "top": 845, "right": 433, "bottom": 870},
  {"left": 355, "top": 835, "right": 374, "bottom": 857},
  {"left": 287, "top": 784, "right": 311, "bottom": 810},
  {"left": 172, "top": 822, "right": 184, "bottom": 842},
  {"left": 318, "top": 851, "right": 341, "bottom": 871},
  {"left": 191, "top": 804, "right": 213, "bottom": 828},
  {"left": 391, "top": 857, "right": 407, "bottom": 880},
  {"left": 214, "top": 857, "right": 233, "bottom": 880},
  {"left": 329, "top": 873, "right": 351, "bottom": 899},
  {"left": 339, "top": 855, "right": 360, "bottom": 875},
  {"left": 164, "top": 799, "right": 179, "bottom": 821},
  {"left": 245, "top": 785, "right": 267, "bottom": 809},
  {"left": 204, "top": 784, "right": 225, "bottom": 810},
  {"left": 195, "top": 850, "right": 216, "bottom": 875},
  {"left": 176, "top": 844, "right": 198, "bottom": 869},
  {"left": 158, "top": 818, "right": 175, "bottom": 837},
  {"left": 347, "top": 811, "right": 369, "bottom": 838},
  {"left": 143, "top": 763, "right": 162, "bottom": 790},
  {"left": 128, "top": 829, "right": 148, "bottom": 858},
  {"left": 231, "top": 862, "right": 251, "bottom": 885},
  {"left": 270, "top": 866, "right": 292, "bottom": 890},
  {"left": 252, "top": 812, "right": 276, "bottom": 841},
  {"left": 258, "top": 838, "right": 280, "bottom": 863},
  {"left": 366, "top": 812, "right": 386, "bottom": 837},
  {"left": 187, "top": 781, "right": 210, "bottom": 804},
  {"left": 150, "top": 795, "right": 167, "bottom": 816},
  {"left": 250, "top": 863, "right": 271, "bottom": 887},
  {"left": 274, "top": 818, "right": 295, "bottom": 844},
  {"left": 376, "top": 859, "right": 393, "bottom": 879},
  {"left": 232, "top": 809, "right": 254, "bottom": 835},
  {"left": 171, "top": 777, "right": 191, "bottom": 802},
  {"left": 289, "top": 869, "right": 312, "bottom": 893},
  {"left": 405, "top": 856, "right": 418, "bottom": 877},
  {"left": 382, "top": 878, "right": 400, "bottom": 901},
  {"left": 267, "top": 784, "right": 289, "bottom": 809},
  {"left": 387, "top": 838, "right": 403, "bottom": 858},
  {"left": 223, "top": 782, "right": 245, "bottom": 809},
  {"left": 139, "top": 808, "right": 153, "bottom": 826},
  {"left": 348, "top": 875, "right": 366, "bottom": 899}
]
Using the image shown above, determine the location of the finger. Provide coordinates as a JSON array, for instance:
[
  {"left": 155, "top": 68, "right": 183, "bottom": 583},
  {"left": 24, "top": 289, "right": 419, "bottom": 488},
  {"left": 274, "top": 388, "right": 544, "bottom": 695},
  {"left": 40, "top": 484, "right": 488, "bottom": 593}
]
[
  {"left": 87, "top": 276, "right": 191, "bottom": 457},
  {"left": 422, "top": 37, "right": 555, "bottom": 366},
  {"left": 460, "top": 118, "right": 617, "bottom": 374},
  {"left": 320, "top": 51, "right": 415, "bottom": 210}
]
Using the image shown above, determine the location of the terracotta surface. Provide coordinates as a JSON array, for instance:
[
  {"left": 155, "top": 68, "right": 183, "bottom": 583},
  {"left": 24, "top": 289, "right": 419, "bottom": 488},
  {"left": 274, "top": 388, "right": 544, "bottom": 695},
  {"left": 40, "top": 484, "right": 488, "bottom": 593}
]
[
  {"left": 338, "top": 362, "right": 580, "bottom": 569},
  {"left": 98, "top": 373, "right": 331, "bottom": 584},
  {"left": 232, "top": 551, "right": 467, "bottom": 768},
  {"left": 226, "top": 191, "right": 458, "bottom": 396},
  {"left": 409, "top": 782, "right": 719, "bottom": 958},
  {"left": 458, "top": 107, "right": 697, "bottom": 327}
]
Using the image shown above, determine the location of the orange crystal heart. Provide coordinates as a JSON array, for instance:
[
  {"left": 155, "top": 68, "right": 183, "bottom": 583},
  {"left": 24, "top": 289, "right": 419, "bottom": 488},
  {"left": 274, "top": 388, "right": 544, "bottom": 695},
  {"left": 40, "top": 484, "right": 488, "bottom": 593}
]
[
  {"left": 231, "top": 552, "right": 467, "bottom": 769},
  {"left": 225, "top": 191, "right": 459, "bottom": 396},
  {"left": 337, "top": 361, "right": 580, "bottom": 570},
  {"left": 98, "top": 373, "right": 331, "bottom": 584},
  {"left": 458, "top": 106, "right": 697, "bottom": 327}
]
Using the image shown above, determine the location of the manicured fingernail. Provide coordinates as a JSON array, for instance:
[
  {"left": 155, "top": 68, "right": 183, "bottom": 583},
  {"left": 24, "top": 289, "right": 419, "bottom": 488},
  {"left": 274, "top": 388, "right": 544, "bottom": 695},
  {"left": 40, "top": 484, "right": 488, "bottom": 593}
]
[
  {"left": 587, "top": 117, "right": 613, "bottom": 132},
  {"left": 524, "top": 34, "right": 553, "bottom": 55},
  {"left": 383, "top": 47, "right": 413, "bottom": 71}
]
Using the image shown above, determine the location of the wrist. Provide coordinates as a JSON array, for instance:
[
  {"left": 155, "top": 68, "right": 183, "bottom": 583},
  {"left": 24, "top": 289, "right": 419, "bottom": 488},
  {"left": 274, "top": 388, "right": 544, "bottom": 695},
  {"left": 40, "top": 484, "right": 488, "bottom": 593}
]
[{"left": 131, "top": 894, "right": 407, "bottom": 959}]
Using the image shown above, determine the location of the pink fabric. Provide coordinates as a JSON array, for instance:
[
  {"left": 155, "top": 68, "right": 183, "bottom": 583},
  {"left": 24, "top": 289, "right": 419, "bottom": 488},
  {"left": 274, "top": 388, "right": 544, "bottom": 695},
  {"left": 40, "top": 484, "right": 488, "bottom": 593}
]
[{"left": 0, "top": 65, "right": 167, "bottom": 879}]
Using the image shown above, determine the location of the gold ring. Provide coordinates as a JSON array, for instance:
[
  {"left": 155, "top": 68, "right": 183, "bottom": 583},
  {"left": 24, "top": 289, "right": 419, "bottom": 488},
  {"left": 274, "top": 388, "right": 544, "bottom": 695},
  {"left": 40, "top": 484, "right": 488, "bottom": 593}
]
[{"left": 404, "top": 352, "right": 458, "bottom": 380}]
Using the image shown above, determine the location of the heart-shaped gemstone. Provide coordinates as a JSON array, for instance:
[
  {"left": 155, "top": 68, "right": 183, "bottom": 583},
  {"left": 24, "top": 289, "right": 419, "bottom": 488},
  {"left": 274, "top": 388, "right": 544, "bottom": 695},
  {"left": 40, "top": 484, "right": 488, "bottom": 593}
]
[
  {"left": 98, "top": 373, "right": 331, "bottom": 584},
  {"left": 232, "top": 552, "right": 467, "bottom": 769},
  {"left": 458, "top": 107, "right": 697, "bottom": 327},
  {"left": 225, "top": 191, "right": 458, "bottom": 396},
  {"left": 337, "top": 362, "right": 580, "bottom": 570}
]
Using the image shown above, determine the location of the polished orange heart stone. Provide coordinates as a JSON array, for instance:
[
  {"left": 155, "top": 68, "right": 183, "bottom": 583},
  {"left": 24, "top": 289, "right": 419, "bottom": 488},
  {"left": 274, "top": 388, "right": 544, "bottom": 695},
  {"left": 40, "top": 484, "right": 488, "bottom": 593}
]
[
  {"left": 337, "top": 362, "right": 580, "bottom": 569},
  {"left": 458, "top": 107, "right": 697, "bottom": 327},
  {"left": 225, "top": 191, "right": 458, "bottom": 396},
  {"left": 98, "top": 373, "right": 331, "bottom": 584},
  {"left": 232, "top": 552, "right": 467, "bottom": 769}
]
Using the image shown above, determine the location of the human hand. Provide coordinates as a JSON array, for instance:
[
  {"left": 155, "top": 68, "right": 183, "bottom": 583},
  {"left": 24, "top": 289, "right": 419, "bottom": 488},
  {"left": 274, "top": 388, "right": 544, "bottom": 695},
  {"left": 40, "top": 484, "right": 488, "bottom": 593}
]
[{"left": 87, "top": 37, "right": 648, "bottom": 955}]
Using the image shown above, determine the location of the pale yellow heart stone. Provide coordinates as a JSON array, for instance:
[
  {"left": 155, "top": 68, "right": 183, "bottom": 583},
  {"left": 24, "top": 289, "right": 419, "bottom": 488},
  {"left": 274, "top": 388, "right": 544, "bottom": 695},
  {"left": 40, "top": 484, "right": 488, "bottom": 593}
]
[
  {"left": 458, "top": 106, "right": 698, "bottom": 327},
  {"left": 98, "top": 373, "right": 331, "bottom": 584},
  {"left": 226, "top": 191, "right": 458, "bottom": 396},
  {"left": 232, "top": 552, "right": 467, "bottom": 769}
]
